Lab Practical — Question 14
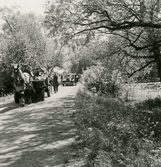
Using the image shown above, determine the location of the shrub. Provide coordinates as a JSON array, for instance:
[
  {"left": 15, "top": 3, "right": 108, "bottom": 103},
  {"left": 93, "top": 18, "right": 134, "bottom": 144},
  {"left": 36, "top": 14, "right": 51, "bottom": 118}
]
[
  {"left": 134, "top": 97, "right": 161, "bottom": 140},
  {"left": 74, "top": 89, "right": 161, "bottom": 167},
  {"left": 80, "top": 64, "right": 124, "bottom": 97}
]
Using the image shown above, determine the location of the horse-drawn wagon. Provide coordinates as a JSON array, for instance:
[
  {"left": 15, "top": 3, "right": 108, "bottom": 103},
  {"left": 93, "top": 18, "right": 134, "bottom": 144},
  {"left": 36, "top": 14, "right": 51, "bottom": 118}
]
[
  {"left": 31, "top": 80, "right": 45, "bottom": 102},
  {"left": 14, "top": 77, "right": 51, "bottom": 105},
  {"left": 31, "top": 76, "right": 51, "bottom": 102},
  {"left": 12, "top": 63, "right": 51, "bottom": 106}
]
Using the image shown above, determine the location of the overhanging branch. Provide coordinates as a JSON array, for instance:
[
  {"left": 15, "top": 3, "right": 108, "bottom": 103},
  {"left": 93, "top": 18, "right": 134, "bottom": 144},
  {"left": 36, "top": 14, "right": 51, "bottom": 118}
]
[
  {"left": 127, "top": 60, "right": 155, "bottom": 78},
  {"left": 122, "top": 50, "right": 154, "bottom": 59},
  {"left": 75, "top": 21, "right": 161, "bottom": 34}
]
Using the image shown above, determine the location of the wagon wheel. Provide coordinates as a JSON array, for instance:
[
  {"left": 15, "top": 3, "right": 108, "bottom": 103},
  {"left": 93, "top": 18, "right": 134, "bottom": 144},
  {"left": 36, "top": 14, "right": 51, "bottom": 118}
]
[{"left": 14, "top": 91, "right": 19, "bottom": 103}]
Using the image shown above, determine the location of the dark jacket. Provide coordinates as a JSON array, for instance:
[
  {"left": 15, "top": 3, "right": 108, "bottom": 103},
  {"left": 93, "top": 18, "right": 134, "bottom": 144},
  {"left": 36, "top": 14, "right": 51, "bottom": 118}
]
[{"left": 53, "top": 74, "right": 59, "bottom": 86}]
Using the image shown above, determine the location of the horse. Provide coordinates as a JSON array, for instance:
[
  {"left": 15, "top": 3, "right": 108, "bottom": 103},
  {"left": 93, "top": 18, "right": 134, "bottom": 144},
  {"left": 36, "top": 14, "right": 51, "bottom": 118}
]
[{"left": 11, "top": 63, "right": 33, "bottom": 106}]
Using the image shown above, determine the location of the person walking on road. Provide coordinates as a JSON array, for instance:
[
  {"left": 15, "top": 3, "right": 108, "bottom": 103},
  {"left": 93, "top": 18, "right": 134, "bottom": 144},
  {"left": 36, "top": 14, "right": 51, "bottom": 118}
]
[{"left": 53, "top": 73, "right": 59, "bottom": 93}]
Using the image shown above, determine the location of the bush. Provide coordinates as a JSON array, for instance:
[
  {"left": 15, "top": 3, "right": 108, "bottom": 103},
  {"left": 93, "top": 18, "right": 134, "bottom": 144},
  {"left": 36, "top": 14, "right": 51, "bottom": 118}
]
[
  {"left": 73, "top": 89, "right": 161, "bottom": 167},
  {"left": 81, "top": 65, "right": 124, "bottom": 97},
  {"left": 134, "top": 97, "right": 161, "bottom": 140}
]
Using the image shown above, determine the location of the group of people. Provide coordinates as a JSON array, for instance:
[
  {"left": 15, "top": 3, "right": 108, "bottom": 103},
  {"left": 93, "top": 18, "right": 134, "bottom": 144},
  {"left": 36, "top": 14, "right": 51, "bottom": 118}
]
[{"left": 23, "top": 64, "right": 59, "bottom": 93}]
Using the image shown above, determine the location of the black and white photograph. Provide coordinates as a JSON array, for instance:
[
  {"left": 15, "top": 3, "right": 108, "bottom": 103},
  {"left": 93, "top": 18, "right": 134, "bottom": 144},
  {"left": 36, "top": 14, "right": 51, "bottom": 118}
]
[{"left": 0, "top": 0, "right": 161, "bottom": 166}]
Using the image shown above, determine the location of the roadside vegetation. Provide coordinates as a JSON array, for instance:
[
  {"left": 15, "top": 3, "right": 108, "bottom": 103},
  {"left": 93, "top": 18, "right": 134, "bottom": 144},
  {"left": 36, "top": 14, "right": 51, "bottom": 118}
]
[
  {"left": 43, "top": 1, "right": 161, "bottom": 165},
  {"left": 71, "top": 64, "right": 161, "bottom": 167},
  {"left": 73, "top": 83, "right": 161, "bottom": 167}
]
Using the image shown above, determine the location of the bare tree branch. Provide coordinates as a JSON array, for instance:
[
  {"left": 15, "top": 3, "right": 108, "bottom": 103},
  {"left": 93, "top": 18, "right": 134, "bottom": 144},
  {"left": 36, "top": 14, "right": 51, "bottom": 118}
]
[
  {"left": 75, "top": 20, "right": 161, "bottom": 32},
  {"left": 122, "top": 49, "right": 154, "bottom": 59},
  {"left": 127, "top": 60, "right": 155, "bottom": 78}
]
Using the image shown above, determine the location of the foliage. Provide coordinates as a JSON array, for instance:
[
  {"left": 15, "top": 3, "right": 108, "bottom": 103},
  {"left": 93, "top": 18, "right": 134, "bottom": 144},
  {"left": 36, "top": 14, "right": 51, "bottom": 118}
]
[
  {"left": 44, "top": 0, "right": 161, "bottom": 81},
  {"left": 1, "top": 12, "right": 46, "bottom": 65},
  {"left": 70, "top": 39, "right": 115, "bottom": 74},
  {"left": 73, "top": 89, "right": 161, "bottom": 166},
  {"left": 0, "top": 9, "right": 47, "bottom": 91},
  {"left": 0, "top": 7, "right": 66, "bottom": 91},
  {"left": 132, "top": 64, "right": 160, "bottom": 83},
  {"left": 80, "top": 64, "right": 124, "bottom": 97},
  {"left": 135, "top": 97, "right": 161, "bottom": 140},
  {"left": 45, "top": 37, "right": 64, "bottom": 69}
]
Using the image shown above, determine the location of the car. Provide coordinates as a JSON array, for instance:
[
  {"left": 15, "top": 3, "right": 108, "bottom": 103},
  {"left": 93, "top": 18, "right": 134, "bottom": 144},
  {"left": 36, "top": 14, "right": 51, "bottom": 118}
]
[{"left": 62, "top": 73, "right": 76, "bottom": 86}]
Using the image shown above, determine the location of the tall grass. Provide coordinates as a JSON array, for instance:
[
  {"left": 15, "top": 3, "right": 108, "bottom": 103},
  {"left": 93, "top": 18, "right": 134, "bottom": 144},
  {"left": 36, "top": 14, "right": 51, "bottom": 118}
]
[{"left": 73, "top": 88, "right": 161, "bottom": 167}]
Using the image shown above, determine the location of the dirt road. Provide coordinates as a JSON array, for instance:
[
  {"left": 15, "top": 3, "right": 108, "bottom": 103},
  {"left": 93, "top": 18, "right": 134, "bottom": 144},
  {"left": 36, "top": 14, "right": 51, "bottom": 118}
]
[{"left": 0, "top": 85, "right": 83, "bottom": 167}]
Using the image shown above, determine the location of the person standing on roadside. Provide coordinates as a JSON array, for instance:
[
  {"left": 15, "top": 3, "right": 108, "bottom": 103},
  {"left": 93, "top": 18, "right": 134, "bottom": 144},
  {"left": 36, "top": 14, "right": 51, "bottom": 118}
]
[{"left": 53, "top": 73, "right": 59, "bottom": 93}]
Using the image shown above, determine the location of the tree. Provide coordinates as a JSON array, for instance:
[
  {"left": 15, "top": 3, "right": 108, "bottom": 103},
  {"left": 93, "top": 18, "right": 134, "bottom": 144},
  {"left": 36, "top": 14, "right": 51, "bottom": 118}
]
[
  {"left": 70, "top": 39, "right": 116, "bottom": 74},
  {"left": 44, "top": 0, "right": 161, "bottom": 81},
  {"left": 44, "top": 36, "right": 65, "bottom": 71},
  {"left": 0, "top": 9, "right": 46, "bottom": 66},
  {"left": 0, "top": 7, "right": 48, "bottom": 90}
]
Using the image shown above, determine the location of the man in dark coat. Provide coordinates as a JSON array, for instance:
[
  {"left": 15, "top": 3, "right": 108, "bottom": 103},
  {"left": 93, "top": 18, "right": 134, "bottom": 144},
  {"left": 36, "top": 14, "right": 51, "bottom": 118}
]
[{"left": 53, "top": 73, "right": 59, "bottom": 93}]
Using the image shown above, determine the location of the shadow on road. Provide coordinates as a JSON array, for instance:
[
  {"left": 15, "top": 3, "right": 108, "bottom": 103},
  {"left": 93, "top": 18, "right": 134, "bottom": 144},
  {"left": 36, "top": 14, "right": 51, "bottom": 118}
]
[
  {"left": 0, "top": 101, "right": 19, "bottom": 114},
  {"left": 0, "top": 92, "right": 81, "bottom": 167}
]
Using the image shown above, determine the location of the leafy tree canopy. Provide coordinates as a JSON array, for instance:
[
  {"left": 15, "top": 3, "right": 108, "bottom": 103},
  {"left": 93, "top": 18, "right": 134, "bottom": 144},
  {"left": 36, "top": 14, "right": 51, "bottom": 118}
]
[{"left": 44, "top": 0, "right": 161, "bottom": 81}]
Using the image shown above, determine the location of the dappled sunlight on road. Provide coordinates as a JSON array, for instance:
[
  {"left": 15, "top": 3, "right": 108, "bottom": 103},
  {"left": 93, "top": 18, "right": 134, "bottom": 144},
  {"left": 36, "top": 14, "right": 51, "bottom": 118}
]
[
  {"left": 0, "top": 85, "right": 81, "bottom": 167},
  {"left": 35, "top": 137, "right": 75, "bottom": 150}
]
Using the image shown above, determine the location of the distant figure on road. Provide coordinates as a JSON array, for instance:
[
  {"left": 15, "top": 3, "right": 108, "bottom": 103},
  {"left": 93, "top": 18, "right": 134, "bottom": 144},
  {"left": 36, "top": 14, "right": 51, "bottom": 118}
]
[{"left": 53, "top": 73, "right": 59, "bottom": 93}]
